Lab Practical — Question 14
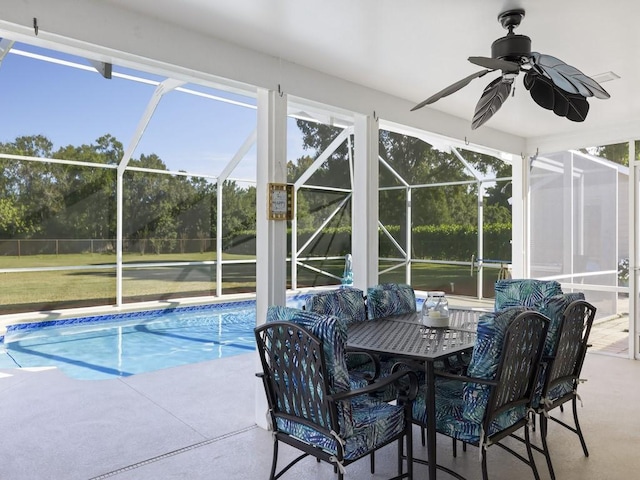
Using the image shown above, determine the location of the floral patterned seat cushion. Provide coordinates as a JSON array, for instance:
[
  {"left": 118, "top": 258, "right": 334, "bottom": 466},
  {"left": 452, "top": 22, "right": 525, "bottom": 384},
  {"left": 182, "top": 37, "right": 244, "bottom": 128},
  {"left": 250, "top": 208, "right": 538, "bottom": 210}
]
[
  {"left": 305, "top": 287, "right": 366, "bottom": 325},
  {"left": 531, "top": 292, "right": 585, "bottom": 409},
  {"left": 265, "top": 305, "right": 407, "bottom": 458},
  {"left": 494, "top": 279, "right": 563, "bottom": 312},
  {"left": 304, "top": 288, "right": 374, "bottom": 379},
  {"left": 411, "top": 378, "right": 526, "bottom": 444},
  {"left": 409, "top": 308, "right": 533, "bottom": 444},
  {"left": 364, "top": 283, "right": 417, "bottom": 400},
  {"left": 462, "top": 307, "right": 529, "bottom": 424},
  {"left": 539, "top": 292, "right": 585, "bottom": 356},
  {"left": 366, "top": 283, "right": 416, "bottom": 319},
  {"left": 276, "top": 395, "right": 406, "bottom": 460}
]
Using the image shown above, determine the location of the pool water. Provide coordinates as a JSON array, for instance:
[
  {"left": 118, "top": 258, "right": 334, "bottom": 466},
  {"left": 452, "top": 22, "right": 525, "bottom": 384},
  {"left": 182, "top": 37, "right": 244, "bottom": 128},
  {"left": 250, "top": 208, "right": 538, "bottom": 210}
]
[{"left": 0, "top": 297, "right": 308, "bottom": 381}]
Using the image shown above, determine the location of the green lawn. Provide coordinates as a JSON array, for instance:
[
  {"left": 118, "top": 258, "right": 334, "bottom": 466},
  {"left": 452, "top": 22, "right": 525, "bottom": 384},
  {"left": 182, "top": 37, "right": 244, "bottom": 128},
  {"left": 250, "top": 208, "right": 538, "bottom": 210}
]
[{"left": 0, "top": 253, "right": 499, "bottom": 314}]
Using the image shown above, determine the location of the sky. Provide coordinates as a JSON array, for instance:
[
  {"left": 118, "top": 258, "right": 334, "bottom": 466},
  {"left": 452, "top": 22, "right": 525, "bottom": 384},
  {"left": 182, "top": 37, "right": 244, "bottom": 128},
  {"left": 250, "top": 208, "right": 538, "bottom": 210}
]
[{"left": 0, "top": 42, "right": 308, "bottom": 183}]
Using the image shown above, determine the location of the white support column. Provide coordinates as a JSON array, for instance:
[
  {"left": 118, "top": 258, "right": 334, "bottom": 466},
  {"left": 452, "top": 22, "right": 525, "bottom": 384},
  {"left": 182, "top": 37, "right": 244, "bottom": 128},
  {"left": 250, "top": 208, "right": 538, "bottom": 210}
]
[
  {"left": 629, "top": 140, "right": 638, "bottom": 359},
  {"left": 477, "top": 182, "right": 485, "bottom": 298},
  {"left": 406, "top": 186, "right": 412, "bottom": 284},
  {"left": 563, "top": 154, "right": 574, "bottom": 282},
  {"left": 255, "top": 88, "right": 288, "bottom": 428},
  {"left": 353, "top": 114, "right": 379, "bottom": 290},
  {"left": 511, "top": 153, "right": 529, "bottom": 278}
]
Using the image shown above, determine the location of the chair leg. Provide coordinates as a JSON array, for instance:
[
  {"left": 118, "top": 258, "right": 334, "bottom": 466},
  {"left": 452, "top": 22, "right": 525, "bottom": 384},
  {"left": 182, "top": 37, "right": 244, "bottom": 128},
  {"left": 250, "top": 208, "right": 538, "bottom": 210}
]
[
  {"left": 540, "top": 413, "right": 556, "bottom": 480},
  {"left": 452, "top": 438, "right": 457, "bottom": 458},
  {"left": 421, "top": 426, "right": 426, "bottom": 446},
  {"left": 398, "top": 431, "right": 403, "bottom": 476},
  {"left": 572, "top": 396, "right": 589, "bottom": 457},
  {"left": 531, "top": 409, "right": 537, "bottom": 432},
  {"left": 371, "top": 451, "right": 375, "bottom": 473},
  {"left": 481, "top": 447, "right": 489, "bottom": 480},
  {"left": 525, "top": 424, "right": 541, "bottom": 480},
  {"left": 406, "top": 422, "right": 414, "bottom": 480},
  {"left": 269, "top": 439, "right": 279, "bottom": 480}
]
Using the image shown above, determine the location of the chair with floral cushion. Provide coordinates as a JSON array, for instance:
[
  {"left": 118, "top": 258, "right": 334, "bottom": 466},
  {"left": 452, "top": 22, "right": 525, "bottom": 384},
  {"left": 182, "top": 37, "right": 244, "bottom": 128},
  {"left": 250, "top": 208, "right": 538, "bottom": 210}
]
[
  {"left": 531, "top": 299, "right": 596, "bottom": 480},
  {"left": 409, "top": 307, "right": 549, "bottom": 480},
  {"left": 365, "top": 284, "right": 420, "bottom": 400},
  {"left": 494, "top": 278, "right": 563, "bottom": 312},
  {"left": 255, "top": 306, "right": 418, "bottom": 480},
  {"left": 366, "top": 283, "right": 417, "bottom": 319},
  {"left": 305, "top": 287, "right": 367, "bottom": 324},
  {"left": 304, "top": 287, "right": 379, "bottom": 388}
]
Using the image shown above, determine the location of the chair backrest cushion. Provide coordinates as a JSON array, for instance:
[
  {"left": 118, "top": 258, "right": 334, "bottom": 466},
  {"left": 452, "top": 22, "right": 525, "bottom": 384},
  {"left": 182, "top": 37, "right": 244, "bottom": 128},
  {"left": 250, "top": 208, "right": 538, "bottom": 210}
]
[
  {"left": 304, "top": 287, "right": 366, "bottom": 325},
  {"left": 266, "top": 306, "right": 351, "bottom": 394},
  {"left": 366, "top": 283, "right": 416, "bottom": 319},
  {"left": 265, "top": 305, "right": 354, "bottom": 437},
  {"left": 462, "top": 306, "right": 528, "bottom": 423},
  {"left": 494, "top": 279, "right": 562, "bottom": 312},
  {"left": 532, "top": 295, "right": 590, "bottom": 409},
  {"left": 539, "top": 292, "right": 585, "bottom": 356}
]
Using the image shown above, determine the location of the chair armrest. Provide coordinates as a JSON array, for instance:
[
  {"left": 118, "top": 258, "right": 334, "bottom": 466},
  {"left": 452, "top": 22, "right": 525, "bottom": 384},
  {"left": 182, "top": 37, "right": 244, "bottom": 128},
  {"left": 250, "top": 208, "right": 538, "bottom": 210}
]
[
  {"left": 329, "top": 369, "right": 419, "bottom": 403},
  {"left": 434, "top": 369, "right": 498, "bottom": 387},
  {"left": 390, "top": 359, "right": 426, "bottom": 374},
  {"left": 345, "top": 347, "right": 381, "bottom": 381}
]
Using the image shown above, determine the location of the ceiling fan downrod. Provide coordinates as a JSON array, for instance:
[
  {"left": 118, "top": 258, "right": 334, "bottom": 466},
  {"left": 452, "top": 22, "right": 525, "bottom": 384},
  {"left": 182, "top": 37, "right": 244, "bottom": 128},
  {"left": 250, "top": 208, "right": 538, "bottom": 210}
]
[{"left": 491, "top": 9, "right": 531, "bottom": 62}]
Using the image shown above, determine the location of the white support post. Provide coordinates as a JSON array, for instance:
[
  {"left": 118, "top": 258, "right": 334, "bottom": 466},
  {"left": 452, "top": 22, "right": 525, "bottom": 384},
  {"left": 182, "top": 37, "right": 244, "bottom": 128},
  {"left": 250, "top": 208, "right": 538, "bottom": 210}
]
[
  {"left": 406, "top": 186, "right": 412, "bottom": 284},
  {"left": 563, "top": 154, "right": 574, "bottom": 282},
  {"left": 255, "top": 88, "right": 288, "bottom": 428},
  {"left": 353, "top": 114, "right": 379, "bottom": 290},
  {"left": 629, "top": 140, "right": 638, "bottom": 359},
  {"left": 216, "top": 179, "right": 223, "bottom": 297},
  {"left": 477, "top": 182, "right": 485, "bottom": 299},
  {"left": 511, "top": 153, "right": 529, "bottom": 278}
]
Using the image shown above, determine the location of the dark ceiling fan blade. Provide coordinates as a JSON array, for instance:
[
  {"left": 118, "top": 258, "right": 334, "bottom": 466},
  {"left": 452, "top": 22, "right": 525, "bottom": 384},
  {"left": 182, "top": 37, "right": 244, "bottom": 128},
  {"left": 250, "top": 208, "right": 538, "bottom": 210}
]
[
  {"left": 411, "top": 69, "right": 492, "bottom": 111},
  {"left": 529, "top": 52, "right": 610, "bottom": 99},
  {"left": 468, "top": 56, "right": 520, "bottom": 73},
  {"left": 524, "top": 70, "right": 590, "bottom": 122},
  {"left": 471, "top": 76, "right": 513, "bottom": 129}
]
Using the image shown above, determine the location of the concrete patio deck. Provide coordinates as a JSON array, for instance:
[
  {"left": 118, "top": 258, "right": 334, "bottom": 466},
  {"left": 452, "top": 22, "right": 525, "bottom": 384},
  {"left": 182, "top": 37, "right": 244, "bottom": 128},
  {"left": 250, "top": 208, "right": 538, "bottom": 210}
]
[{"left": 1, "top": 347, "right": 639, "bottom": 480}]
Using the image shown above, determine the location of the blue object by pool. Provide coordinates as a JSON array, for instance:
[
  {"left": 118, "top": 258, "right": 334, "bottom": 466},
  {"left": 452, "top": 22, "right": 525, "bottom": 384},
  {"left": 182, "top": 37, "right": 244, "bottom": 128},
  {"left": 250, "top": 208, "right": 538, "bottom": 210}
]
[{"left": 0, "top": 295, "right": 310, "bottom": 381}]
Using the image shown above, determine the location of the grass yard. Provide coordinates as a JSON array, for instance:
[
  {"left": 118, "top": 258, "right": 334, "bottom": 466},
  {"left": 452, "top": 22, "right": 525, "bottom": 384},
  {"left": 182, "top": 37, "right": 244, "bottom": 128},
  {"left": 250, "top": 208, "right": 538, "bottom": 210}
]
[{"left": 0, "top": 253, "right": 501, "bottom": 315}]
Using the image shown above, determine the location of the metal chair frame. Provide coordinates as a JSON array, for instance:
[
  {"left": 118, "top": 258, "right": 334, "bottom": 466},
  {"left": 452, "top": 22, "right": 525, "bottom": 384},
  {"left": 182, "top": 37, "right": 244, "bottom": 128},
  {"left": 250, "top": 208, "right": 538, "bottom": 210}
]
[
  {"left": 533, "top": 299, "right": 596, "bottom": 480},
  {"left": 416, "top": 311, "right": 550, "bottom": 480},
  {"left": 255, "top": 321, "right": 417, "bottom": 480}
]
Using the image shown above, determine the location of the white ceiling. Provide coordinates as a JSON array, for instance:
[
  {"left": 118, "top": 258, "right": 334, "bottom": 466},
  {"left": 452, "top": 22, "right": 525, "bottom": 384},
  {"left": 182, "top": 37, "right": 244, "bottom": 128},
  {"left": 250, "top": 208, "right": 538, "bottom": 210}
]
[{"left": 99, "top": 0, "right": 640, "bottom": 146}]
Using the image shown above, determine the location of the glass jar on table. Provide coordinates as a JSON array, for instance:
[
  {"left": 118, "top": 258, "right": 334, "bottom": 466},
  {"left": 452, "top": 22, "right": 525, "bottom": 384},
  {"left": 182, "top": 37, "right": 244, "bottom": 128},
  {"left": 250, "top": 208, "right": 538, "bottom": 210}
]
[{"left": 421, "top": 291, "right": 449, "bottom": 327}]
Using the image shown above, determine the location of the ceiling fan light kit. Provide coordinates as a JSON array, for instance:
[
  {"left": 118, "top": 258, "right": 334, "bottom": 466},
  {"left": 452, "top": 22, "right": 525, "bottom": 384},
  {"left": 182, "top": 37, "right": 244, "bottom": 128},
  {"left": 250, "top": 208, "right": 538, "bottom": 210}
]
[{"left": 412, "top": 9, "right": 610, "bottom": 129}]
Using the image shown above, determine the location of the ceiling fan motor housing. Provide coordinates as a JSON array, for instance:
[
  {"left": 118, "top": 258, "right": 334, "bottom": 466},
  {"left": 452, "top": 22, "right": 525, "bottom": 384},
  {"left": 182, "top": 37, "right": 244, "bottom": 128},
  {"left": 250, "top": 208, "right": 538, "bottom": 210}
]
[{"left": 491, "top": 34, "right": 531, "bottom": 62}]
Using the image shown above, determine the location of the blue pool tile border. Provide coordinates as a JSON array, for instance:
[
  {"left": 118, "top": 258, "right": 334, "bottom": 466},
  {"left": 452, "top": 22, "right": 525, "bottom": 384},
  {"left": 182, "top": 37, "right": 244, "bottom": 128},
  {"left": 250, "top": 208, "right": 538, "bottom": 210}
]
[{"left": 1, "top": 293, "right": 314, "bottom": 344}]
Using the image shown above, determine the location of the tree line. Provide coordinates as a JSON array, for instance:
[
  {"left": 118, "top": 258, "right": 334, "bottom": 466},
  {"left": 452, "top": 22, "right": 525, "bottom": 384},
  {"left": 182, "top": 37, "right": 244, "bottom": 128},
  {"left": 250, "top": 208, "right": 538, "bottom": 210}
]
[{"left": 0, "top": 121, "right": 513, "bottom": 258}]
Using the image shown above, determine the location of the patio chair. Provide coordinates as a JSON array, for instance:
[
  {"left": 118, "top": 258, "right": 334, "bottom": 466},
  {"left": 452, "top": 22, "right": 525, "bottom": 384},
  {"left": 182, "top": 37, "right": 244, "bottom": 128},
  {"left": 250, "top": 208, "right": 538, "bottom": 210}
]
[
  {"left": 531, "top": 299, "right": 596, "bottom": 480},
  {"left": 366, "top": 283, "right": 416, "bottom": 319},
  {"left": 409, "top": 307, "right": 549, "bottom": 480},
  {"left": 494, "top": 278, "right": 563, "bottom": 312},
  {"left": 304, "top": 287, "right": 380, "bottom": 388},
  {"left": 256, "top": 306, "right": 418, "bottom": 480}
]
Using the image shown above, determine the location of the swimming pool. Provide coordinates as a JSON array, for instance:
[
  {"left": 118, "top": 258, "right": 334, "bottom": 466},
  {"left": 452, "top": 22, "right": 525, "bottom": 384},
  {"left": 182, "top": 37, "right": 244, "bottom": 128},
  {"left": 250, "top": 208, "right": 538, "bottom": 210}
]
[{"left": 0, "top": 295, "right": 310, "bottom": 381}]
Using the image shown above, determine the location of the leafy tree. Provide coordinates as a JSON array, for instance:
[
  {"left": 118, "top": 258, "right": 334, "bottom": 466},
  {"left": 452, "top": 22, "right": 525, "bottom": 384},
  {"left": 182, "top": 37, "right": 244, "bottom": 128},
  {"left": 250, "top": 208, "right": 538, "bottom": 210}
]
[{"left": 582, "top": 140, "right": 640, "bottom": 166}]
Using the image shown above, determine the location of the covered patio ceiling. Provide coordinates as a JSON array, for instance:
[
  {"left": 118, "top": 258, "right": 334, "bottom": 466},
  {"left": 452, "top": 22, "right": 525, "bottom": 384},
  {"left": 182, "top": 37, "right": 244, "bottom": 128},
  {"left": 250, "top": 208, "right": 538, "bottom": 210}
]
[
  {"left": 103, "top": 0, "right": 639, "bottom": 152},
  {"left": 1, "top": 0, "right": 638, "bottom": 156}
]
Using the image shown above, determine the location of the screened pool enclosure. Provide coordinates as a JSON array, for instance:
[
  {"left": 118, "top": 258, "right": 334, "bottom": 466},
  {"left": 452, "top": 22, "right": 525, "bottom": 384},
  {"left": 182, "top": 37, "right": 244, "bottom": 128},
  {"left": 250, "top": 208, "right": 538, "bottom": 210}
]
[{"left": 0, "top": 35, "right": 634, "bottom": 357}]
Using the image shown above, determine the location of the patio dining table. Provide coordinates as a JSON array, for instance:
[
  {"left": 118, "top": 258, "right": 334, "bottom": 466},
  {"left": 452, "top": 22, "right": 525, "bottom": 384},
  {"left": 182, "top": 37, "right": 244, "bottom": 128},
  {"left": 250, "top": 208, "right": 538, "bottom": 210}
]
[{"left": 347, "top": 308, "right": 483, "bottom": 480}]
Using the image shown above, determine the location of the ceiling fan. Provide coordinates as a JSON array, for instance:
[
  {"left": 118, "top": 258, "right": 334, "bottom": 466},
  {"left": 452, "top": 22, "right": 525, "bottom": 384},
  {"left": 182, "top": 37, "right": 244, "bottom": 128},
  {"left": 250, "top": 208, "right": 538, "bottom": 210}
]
[{"left": 411, "top": 9, "right": 610, "bottom": 129}]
